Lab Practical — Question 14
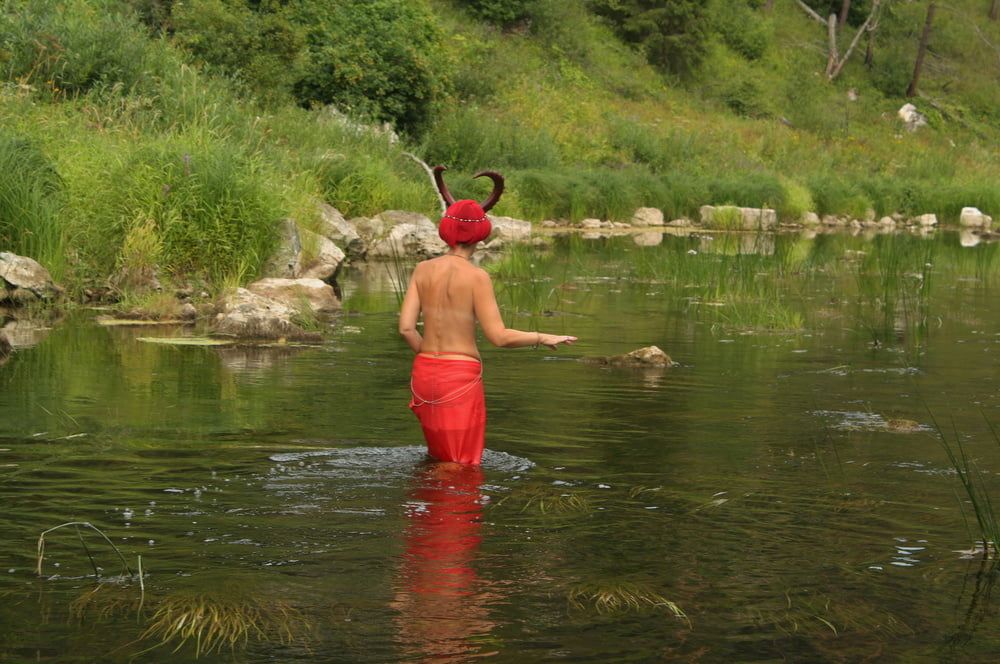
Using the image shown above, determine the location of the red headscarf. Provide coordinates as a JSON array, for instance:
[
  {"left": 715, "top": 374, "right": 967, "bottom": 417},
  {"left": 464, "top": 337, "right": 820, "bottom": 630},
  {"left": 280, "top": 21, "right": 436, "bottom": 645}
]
[{"left": 438, "top": 199, "right": 493, "bottom": 247}]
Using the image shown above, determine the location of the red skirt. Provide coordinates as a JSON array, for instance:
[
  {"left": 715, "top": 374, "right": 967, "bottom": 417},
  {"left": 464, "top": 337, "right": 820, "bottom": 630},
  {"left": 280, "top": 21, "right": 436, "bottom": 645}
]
[{"left": 409, "top": 355, "right": 486, "bottom": 465}]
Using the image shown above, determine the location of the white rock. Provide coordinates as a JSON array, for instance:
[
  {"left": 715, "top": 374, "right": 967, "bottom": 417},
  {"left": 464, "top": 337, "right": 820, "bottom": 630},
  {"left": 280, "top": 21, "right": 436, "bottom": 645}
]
[
  {"left": 898, "top": 103, "right": 928, "bottom": 132},
  {"left": 580, "top": 218, "right": 603, "bottom": 229},
  {"left": 247, "top": 278, "right": 340, "bottom": 312},
  {"left": 488, "top": 215, "right": 532, "bottom": 242},
  {"left": 801, "top": 212, "right": 821, "bottom": 226},
  {"left": 916, "top": 213, "right": 938, "bottom": 227},
  {"left": 631, "top": 207, "right": 664, "bottom": 227},
  {"left": 959, "top": 207, "right": 992, "bottom": 228},
  {"left": 0, "top": 252, "right": 62, "bottom": 301},
  {"left": 960, "top": 229, "right": 981, "bottom": 247},
  {"left": 297, "top": 228, "right": 346, "bottom": 281},
  {"left": 318, "top": 204, "right": 364, "bottom": 257}
]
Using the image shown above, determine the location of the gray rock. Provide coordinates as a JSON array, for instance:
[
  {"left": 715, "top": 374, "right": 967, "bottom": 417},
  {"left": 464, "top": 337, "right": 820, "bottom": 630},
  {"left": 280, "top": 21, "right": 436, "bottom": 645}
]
[
  {"left": 246, "top": 278, "right": 340, "bottom": 312},
  {"left": 916, "top": 213, "right": 938, "bottom": 227},
  {"left": 801, "top": 212, "right": 821, "bottom": 226},
  {"left": 212, "top": 288, "right": 319, "bottom": 341},
  {"left": 368, "top": 221, "right": 446, "bottom": 259},
  {"left": 699, "top": 206, "right": 776, "bottom": 230},
  {"left": 898, "top": 103, "right": 928, "bottom": 132},
  {"left": 540, "top": 220, "right": 558, "bottom": 228},
  {"left": 0, "top": 252, "right": 62, "bottom": 302},
  {"left": 318, "top": 204, "right": 365, "bottom": 257},
  {"left": 667, "top": 218, "right": 693, "bottom": 227},
  {"left": 488, "top": 215, "right": 532, "bottom": 242},
  {"left": 632, "top": 207, "right": 664, "bottom": 227},
  {"left": 180, "top": 302, "right": 198, "bottom": 320},
  {"left": 261, "top": 219, "right": 302, "bottom": 279},
  {"left": 580, "top": 218, "right": 603, "bottom": 229},
  {"left": 297, "top": 228, "right": 346, "bottom": 281}
]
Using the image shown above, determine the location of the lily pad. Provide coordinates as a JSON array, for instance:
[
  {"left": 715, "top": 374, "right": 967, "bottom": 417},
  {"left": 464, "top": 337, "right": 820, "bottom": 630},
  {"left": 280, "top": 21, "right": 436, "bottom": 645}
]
[{"left": 136, "top": 337, "right": 234, "bottom": 347}]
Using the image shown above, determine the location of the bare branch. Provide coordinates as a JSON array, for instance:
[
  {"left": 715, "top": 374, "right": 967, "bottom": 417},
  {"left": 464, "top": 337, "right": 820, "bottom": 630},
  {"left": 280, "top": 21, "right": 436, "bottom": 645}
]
[
  {"left": 796, "top": 0, "right": 827, "bottom": 24},
  {"left": 830, "top": 1, "right": 883, "bottom": 78}
]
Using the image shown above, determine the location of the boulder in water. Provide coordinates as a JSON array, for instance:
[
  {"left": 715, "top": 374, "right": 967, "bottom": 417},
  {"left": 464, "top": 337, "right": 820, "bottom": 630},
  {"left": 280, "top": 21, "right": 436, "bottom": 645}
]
[
  {"left": 0, "top": 252, "right": 62, "bottom": 303},
  {"left": 584, "top": 345, "right": 675, "bottom": 368}
]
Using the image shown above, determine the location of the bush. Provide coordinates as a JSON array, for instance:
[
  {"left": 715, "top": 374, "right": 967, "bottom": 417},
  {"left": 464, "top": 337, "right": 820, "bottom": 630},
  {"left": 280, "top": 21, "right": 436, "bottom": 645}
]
[
  {"left": 421, "top": 107, "right": 562, "bottom": 172},
  {"left": 0, "top": 0, "right": 172, "bottom": 97},
  {"left": 171, "top": 0, "right": 305, "bottom": 105},
  {"left": 0, "top": 132, "right": 64, "bottom": 273},
  {"left": 292, "top": 0, "right": 449, "bottom": 136},
  {"left": 459, "top": 0, "right": 532, "bottom": 27},
  {"left": 710, "top": 1, "right": 771, "bottom": 61}
]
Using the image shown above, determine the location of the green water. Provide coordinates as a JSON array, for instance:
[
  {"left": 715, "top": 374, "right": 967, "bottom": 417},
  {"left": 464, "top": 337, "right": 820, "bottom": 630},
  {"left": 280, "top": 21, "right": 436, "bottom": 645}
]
[{"left": 3, "top": 231, "right": 1000, "bottom": 662}]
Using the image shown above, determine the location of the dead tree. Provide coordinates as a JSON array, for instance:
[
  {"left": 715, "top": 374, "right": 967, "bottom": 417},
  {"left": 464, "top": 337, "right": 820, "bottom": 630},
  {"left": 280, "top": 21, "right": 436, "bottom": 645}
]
[
  {"left": 796, "top": 0, "right": 885, "bottom": 80},
  {"left": 991, "top": 0, "right": 999, "bottom": 21},
  {"left": 839, "top": 0, "right": 852, "bottom": 28},
  {"left": 907, "top": 2, "right": 936, "bottom": 98}
]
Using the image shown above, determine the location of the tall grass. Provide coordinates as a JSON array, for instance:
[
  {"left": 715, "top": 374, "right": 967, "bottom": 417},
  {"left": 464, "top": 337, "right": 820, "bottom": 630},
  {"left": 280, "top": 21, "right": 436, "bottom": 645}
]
[{"left": 0, "top": 132, "right": 64, "bottom": 275}]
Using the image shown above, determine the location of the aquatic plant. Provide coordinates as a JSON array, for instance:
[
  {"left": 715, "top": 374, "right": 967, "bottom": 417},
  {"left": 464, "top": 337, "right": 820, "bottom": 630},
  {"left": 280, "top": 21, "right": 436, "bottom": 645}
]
[
  {"left": 36, "top": 521, "right": 134, "bottom": 580},
  {"left": 494, "top": 484, "right": 592, "bottom": 515},
  {"left": 933, "top": 412, "right": 1000, "bottom": 561},
  {"left": 135, "top": 591, "right": 312, "bottom": 658},
  {"left": 567, "top": 581, "right": 689, "bottom": 626}
]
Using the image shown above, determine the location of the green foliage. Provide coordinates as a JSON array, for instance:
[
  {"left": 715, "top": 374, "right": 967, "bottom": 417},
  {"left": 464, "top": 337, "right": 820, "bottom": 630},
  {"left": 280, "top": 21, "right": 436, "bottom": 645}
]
[
  {"left": 0, "top": 132, "right": 63, "bottom": 273},
  {"left": 0, "top": 0, "right": 174, "bottom": 97},
  {"left": 710, "top": 0, "right": 771, "bottom": 61},
  {"left": 420, "top": 106, "right": 562, "bottom": 171},
  {"left": 802, "top": 0, "right": 875, "bottom": 27},
  {"left": 172, "top": 0, "right": 305, "bottom": 105},
  {"left": 293, "top": 0, "right": 449, "bottom": 135},
  {"left": 458, "top": 0, "right": 532, "bottom": 27},
  {"left": 589, "top": 0, "right": 710, "bottom": 76}
]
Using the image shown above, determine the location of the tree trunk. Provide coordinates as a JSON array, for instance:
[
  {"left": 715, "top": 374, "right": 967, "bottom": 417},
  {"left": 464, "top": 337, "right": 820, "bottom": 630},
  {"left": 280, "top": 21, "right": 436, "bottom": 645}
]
[
  {"left": 865, "top": 30, "right": 874, "bottom": 67},
  {"left": 907, "top": 2, "right": 936, "bottom": 98},
  {"left": 991, "top": 0, "right": 999, "bottom": 21},
  {"left": 839, "top": 0, "right": 853, "bottom": 28}
]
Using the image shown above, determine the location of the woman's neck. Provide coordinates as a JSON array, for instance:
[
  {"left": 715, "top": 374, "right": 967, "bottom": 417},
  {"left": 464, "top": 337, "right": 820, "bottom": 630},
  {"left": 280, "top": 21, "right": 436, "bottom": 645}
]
[{"left": 445, "top": 245, "right": 476, "bottom": 260}]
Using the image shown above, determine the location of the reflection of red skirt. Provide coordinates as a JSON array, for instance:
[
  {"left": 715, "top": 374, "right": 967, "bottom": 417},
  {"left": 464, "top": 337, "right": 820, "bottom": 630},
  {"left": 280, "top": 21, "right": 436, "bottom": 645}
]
[{"left": 409, "top": 355, "right": 486, "bottom": 465}]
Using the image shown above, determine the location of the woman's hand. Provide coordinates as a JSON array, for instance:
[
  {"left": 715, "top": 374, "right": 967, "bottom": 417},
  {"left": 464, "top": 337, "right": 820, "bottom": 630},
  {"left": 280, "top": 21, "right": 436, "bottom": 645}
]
[{"left": 538, "top": 333, "right": 577, "bottom": 350}]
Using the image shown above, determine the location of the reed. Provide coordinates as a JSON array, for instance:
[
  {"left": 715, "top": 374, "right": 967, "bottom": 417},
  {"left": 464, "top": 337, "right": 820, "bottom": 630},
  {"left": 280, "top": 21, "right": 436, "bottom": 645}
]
[
  {"left": 495, "top": 485, "right": 592, "bottom": 515},
  {"left": 36, "top": 521, "right": 134, "bottom": 580},
  {"left": 932, "top": 412, "right": 1000, "bottom": 561}
]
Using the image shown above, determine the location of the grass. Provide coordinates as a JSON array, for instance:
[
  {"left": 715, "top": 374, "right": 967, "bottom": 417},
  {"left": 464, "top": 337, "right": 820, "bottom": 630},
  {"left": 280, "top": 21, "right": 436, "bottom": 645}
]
[
  {"left": 567, "top": 581, "right": 689, "bottom": 626},
  {"left": 494, "top": 484, "right": 593, "bottom": 515},
  {"left": 134, "top": 591, "right": 312, "bottom": 658},
  {"left": 932, "top": 411, "right": 1000, "bottom": 561},
  {"left": 36, "top": 521, "right": 134, "bottom": 579}
]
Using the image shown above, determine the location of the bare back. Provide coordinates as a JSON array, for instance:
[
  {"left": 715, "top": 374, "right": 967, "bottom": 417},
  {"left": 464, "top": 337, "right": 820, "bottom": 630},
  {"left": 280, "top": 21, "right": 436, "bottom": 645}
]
[{"left": 406, "top": 255, "right": 482, "bottom": 358}]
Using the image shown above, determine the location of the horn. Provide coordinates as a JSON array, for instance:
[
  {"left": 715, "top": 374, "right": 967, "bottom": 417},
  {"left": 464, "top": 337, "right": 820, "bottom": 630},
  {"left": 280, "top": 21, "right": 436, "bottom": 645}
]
[
  {"left": 432, "top": 165, "right": 455, "bottom": 207},
  {"left": 473, "top": 170, "right": 505, "bottom": 212}
]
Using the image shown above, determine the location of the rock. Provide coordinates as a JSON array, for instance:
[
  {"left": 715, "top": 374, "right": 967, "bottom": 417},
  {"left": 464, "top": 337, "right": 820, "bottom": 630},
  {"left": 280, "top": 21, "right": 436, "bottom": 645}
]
[
  {"left": 959, "top": 207, "right": 992, "bottom": 228},
  {"left": 612, "top": 221, "right": 632, "bottom": 229},
  {"left": 878, "top": 216, "right": 896, "bottom": 228},
  {"left": 365, "top": 211, "right": 446, "bottom": 259},
  {"left": 261, "top": 219, "right": 303, "bottom": 278},
  {"left": 246, "top": 278, "right": 340, "bottom": 312},
  {"left": 632, "top": 207, "right": 664, "bottom": 227},
  {"left": 318, "top": 204, "right": 365, "bottom": 257},
  {"left": 0, "top": 252, "right": 62, "bottom": 302},
  {"left": 580, "top": 218, "right": 603, "bottom": 229},
  {"left": 699, "top": 206, "right": 776, "bottom": 230},
  {"left": 297, "top": 228, "right": 346, "bottom": 281},
  {"left": 916, "top": 213, "right": 938, "bottom": 227},
  {"left": 212, "top": 288, "right": 320, "bottom": 341},
  {"left": 801, "top": 212, "right": 821, "bottom": 226},
  {"left": 667, "top": 218, "right": 693, "bottom": 227},
  {"left": 633, "top": 231, "right": 663, "bottom": 247},
  {"left": 541, "top": 220, "right": 558, "bottom": 229},
  {"left": 821, "top": 215, "right": 844, "bottom": 227},
  {"left": 0, "top": 330, "right": 11, "bottom": 360},
  {"left": 180, "top": 302, "right": 198, "bottom": 320},
  {"left": 585, "top": 345, "right": 675, "bottom": 368},
  {"left": 898, "top": 103, "right": 927, "bottom": 132},
  {"left": 489, "top": 215, "right": 532, "bottom": 242}
]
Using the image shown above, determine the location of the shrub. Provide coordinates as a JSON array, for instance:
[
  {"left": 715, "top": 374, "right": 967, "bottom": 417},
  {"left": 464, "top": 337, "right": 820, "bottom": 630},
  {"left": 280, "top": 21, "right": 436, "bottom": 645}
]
[
  {"left": 710, "top": 1, "right": 771, "bottom": 61},
  {"left": 458, "top": 0, "right": 532, "bottom": 27},
  {"left": 421, "top": 107, "right": 562, "bottom": 172},
  {"left": 292, "top": 0, "right": 449, "bottom": 136},
  {"left": 0, "top": 0, "right": 172, "bottom": 97},
  {"left": 171, "top": 0, "right": 305, "bottom": 105}
]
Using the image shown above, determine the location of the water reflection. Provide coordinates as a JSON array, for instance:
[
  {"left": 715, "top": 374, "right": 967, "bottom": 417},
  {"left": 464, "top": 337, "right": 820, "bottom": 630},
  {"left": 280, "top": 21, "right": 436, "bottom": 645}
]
[{"left": 392, "top": 462, "right": 497, "bottom": 661}]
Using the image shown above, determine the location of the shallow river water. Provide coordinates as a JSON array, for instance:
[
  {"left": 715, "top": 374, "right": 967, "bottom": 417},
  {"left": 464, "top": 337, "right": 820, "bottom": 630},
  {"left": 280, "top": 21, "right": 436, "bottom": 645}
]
[{"left": 2, "top": 231, "right": 1000, "bottom": 662}]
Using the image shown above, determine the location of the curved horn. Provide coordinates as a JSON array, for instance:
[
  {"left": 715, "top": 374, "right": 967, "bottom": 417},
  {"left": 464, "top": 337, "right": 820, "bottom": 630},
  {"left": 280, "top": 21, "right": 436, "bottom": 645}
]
[
  {"left": 432, "top": 165, "right": 455, "bottom": 207},
  {"left": 473, "top": 170, "right": 505, "bottom": 212}
]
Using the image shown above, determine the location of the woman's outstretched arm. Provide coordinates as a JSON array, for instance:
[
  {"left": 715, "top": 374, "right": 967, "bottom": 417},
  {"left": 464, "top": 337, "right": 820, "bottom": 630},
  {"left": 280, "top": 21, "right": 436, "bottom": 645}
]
[{"left": 472, "top": 270, "right": 577, "bottom": 349}]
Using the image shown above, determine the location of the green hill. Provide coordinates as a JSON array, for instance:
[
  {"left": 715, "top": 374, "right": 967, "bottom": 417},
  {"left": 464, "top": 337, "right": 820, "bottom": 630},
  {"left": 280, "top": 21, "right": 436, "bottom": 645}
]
[{"left": 1, "top": 0, "right": 998, "bottom": 293}]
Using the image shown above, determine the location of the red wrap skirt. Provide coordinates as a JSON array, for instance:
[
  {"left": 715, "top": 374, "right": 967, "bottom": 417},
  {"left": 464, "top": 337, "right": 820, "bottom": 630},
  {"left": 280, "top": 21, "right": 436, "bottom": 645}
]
[{"left": 409, "top": 355, "right": 486, "bottom": 465}]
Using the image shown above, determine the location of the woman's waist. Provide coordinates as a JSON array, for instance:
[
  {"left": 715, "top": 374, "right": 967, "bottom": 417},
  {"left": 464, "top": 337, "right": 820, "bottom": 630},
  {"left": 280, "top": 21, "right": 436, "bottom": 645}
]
[{"left": 417, "top": 350, "right": 481, "bottom": 363}]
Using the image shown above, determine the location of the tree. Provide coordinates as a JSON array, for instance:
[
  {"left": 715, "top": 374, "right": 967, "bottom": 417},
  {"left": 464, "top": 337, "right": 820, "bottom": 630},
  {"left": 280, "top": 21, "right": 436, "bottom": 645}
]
[
  {"left": 906, "top": 2, "right": 936, "bottom": 97},
  {"left": 589, "top": 0, "right": 710, "bottom": 76},
  {"left": 991, "top": 0, "right": 999, "bottom": 21},
  {"left": 796, "top": 0, "right": 886, "bottom": 79}
]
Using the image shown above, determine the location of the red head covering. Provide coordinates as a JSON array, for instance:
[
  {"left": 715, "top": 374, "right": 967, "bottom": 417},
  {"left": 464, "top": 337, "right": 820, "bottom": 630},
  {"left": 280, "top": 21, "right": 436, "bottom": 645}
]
[
  {"left": 433, "top": 166, "right": 504, "bottom": 248},
  {"left": 439, "top": 199, "right": 492, "bottom": 247}
]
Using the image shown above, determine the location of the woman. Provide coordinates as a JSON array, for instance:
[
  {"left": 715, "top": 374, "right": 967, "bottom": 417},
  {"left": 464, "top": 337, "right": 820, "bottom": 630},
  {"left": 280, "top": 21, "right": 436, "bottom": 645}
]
[{"left": 399, "top": 166, "right": 577, "bottom": 465}]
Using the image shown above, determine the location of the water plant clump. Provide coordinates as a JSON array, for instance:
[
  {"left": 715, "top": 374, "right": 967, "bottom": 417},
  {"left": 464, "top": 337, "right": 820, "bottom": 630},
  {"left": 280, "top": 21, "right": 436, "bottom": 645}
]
[
  {"left": 567, "top": 581, "right": 689, "bottom": 626},
  {"left": 494, "top": 484, "right": 593, "bottom": 515},
  {"left": 135, "top": 591, "right": 313, "bottom": 658}
]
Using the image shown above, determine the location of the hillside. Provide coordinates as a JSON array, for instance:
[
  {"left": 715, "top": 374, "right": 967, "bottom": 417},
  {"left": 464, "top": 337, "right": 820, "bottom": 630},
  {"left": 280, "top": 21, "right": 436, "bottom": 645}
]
[{"left": 1, "top": 0, "right": 998, "bottom": 293}]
